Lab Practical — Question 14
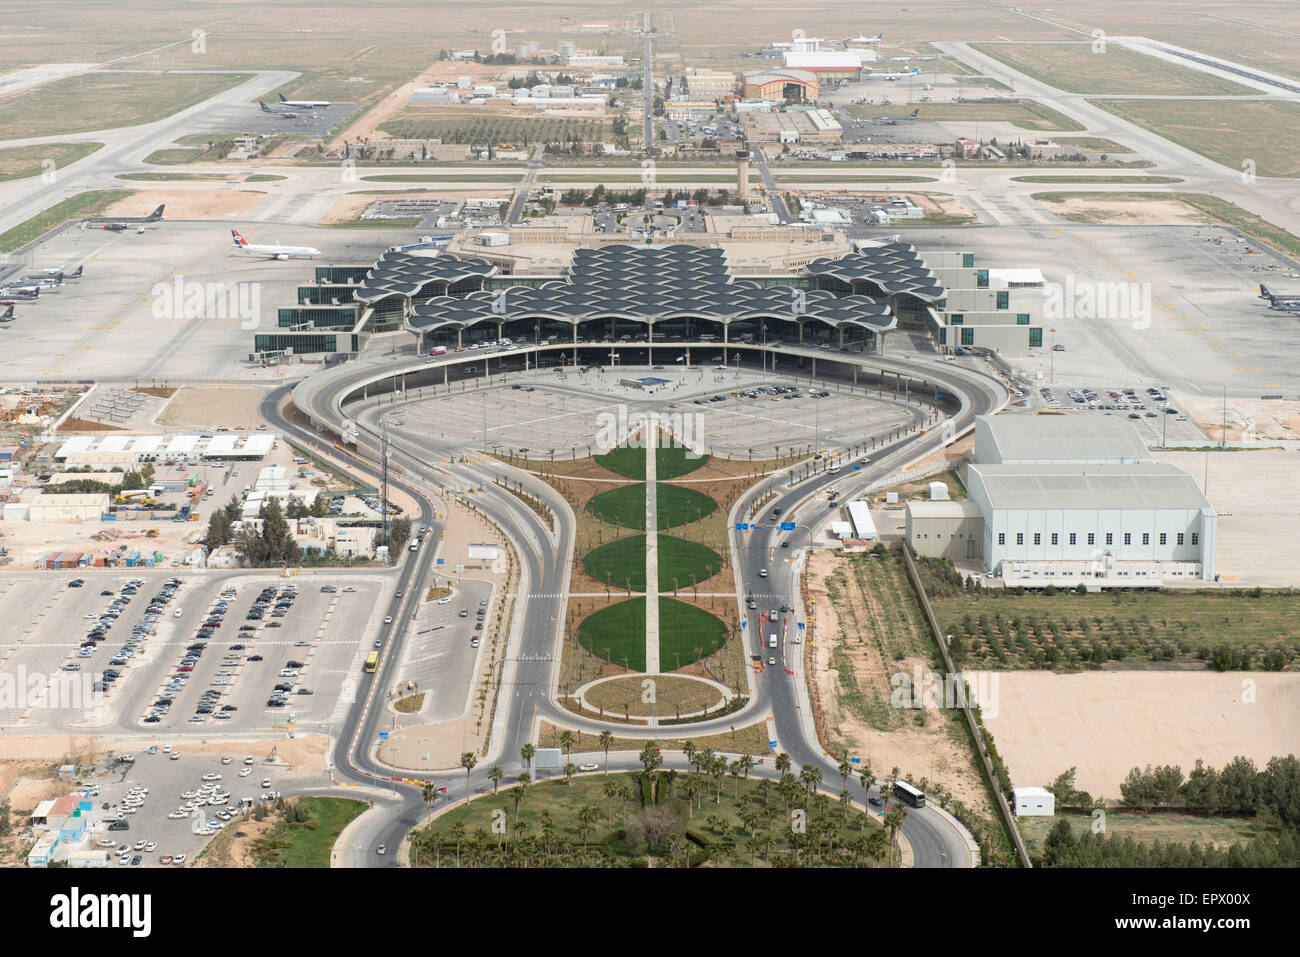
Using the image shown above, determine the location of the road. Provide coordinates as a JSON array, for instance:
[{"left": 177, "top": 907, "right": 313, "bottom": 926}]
[{"left": 278, "top": 339, "right": 1006, "bottom": 866}]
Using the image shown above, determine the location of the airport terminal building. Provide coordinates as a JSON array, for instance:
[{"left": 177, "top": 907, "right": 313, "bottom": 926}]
[{"left": 908, "top": 416, "right": 1217, "bottom": 586}]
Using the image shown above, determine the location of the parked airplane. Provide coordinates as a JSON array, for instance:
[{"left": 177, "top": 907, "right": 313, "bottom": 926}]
[
  {"left": 231, "top": 229, "right": 321, "bottom": 260},
  {"left": 0, "top": 305, "right": 15, "bottom": 324},
  {"left": 865, "top": 67, "right": 921, "bottom": 80},
  {"left": 25, "top": 265, "right": 81, "bottom": 283},
  {"left": 84, "top": 204, "right": 164, "bottom": 229},
  {"left": 844, "top": 32, "right": 883, "bottom": 43},
  {"left": 0, "top": 287, "right": 38, "bottom": 304},
  {"left": 278, "top": 92, "right": 330, "bottom": 108},
  {"left": 259, "top": 100, "right": 300, "bottom": 118},
  {"left": 874, "top": 110, "right": 919, "bottom": 125},
  {"left": 1259, "top": 284, "right": 1300, "bottom": 306}
]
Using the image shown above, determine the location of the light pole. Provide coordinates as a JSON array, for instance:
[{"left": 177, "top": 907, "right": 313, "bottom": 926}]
[{"left": 1048, "top": 327, "right": 1056, "bottom": 384}]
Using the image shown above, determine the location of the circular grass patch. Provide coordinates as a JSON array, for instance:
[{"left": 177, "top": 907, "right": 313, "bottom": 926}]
[
  {"left": 587, "top": 483, "right": 718, "bottom": 531},
  {"left": 583, "top": 534, "right": 722, "bottom": 592},
  {"left": 578, "top": 597, "right": 647, "bottom": 671},
  {"left": 577, "top": 596, "right": 727, "bottom": 672}
]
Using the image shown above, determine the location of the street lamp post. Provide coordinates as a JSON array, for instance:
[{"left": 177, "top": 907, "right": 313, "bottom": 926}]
[{"left": 1048, "top": 327, "right": 1056, "bottom": 384}]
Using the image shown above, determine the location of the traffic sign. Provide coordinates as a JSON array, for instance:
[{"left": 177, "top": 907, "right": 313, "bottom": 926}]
[
  {"left": 378, "top": 732, "right": 389, "bottom": 740},
  {"left": 850, "top": 757, "right": 861, "bottom": 764},
  {"left": 735, "top": 522, "right": 750, "bottom": 531},
  {"left": 780, "top": 521, "right": 795, "bottom": 531},
  {"left": 853, "top": 464, "right": 861, "bottom": 471},
  {"left": 768, "top": 740, "right": 778, "bottom": 750},
  {"left": 436, "top": 558, "right": 444, "bottom": 565},
  {"left": 741, "top": 620, "right": 747, "bottom": 628},
  {"left": 797, "top": 621, "right": 805, "bottom": 630}
]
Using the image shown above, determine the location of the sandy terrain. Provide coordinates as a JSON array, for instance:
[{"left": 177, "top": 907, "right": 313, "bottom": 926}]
[
  {"left": 331, "top": 61, "right": 503, "bottom": 147},
  {"left": 804, "top": 549, "right": 991, "bottom": 810},
  {"left": 1177, "top": 396, "right": 1300, "bottom": 443},
  {"left": 1048, "top": 196, "right": 1203, "bottom": 225},
  {"left": 154, "top": 386, "right": 269, "bottom": 430},
  {"left": 1153, "top": 448, "right": 1300, "bottom": 586},
  {"left": 984, "top": 671, "right": 1300, "bottom": 800},
  {"left": 102, "top": 189, "right": 268, "bottom": 220}
]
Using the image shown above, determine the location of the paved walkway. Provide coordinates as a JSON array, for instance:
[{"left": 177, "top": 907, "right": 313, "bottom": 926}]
[{"left": 644, "top": 435, "right": 660, "bottom": 674}]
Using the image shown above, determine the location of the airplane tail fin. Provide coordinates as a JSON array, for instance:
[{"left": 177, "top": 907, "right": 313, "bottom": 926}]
[
  {"left": 70, "top": 265, "right": 83, "bottom": 278},
  {"left": 231, "top": 229, "right": 248, "bottom": 246},
  {"left": 909, "top": 109, "right": 919, "bottom": 118},
  {"left": 874, "top": 32, "right": 883, "bottom": 40},
  {"left": 150, "top": 205, "right": 165, "bottom": 220},
  {"left": 279, "top": 93, "right": 288, "bottom": 102},
  {"left": 1, "top": 305, "right": 13, "bottom": 319},
  {"left": 259, "top": 100, "right": 270, "bottom": 111}
]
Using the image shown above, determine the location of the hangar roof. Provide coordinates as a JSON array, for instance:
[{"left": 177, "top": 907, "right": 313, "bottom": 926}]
[
  {"left": 976, "top": 414, "right": 1153, "bottom": 465},
  {"left": 969, "top": 463, "right": 1214, "bottom": 511}
]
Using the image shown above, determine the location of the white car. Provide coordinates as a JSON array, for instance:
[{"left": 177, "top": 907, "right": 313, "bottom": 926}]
[
  {"left": 436, "top": 597, "right": 451, "bottom": 605},
  {"left": 168, "top": 811, "right": 187, "bottom": 820},
  {"left": 173, "top": 854, "right": 186, "bottom": 865},
  {"left": 244, "top": 756, "right": 254, "bottom": 765},
  {"left": 239, "top": 767, "right": 252, "bottom": 777},
  {"left": 578, "top": 763, "right": 599, "bottom": 773},
  {"left": 202, "top": 772, "right": 221, "bottom": 781},
  {"left": 383, "top": 616, "right": 393, "bottom": 624}
]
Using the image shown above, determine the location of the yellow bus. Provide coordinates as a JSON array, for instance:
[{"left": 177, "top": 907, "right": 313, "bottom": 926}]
[{"left": 364, "top": 651, "right": 379, "bottom": 674}]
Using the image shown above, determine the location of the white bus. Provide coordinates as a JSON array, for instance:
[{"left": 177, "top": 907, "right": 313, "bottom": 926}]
[{"left": 892, "top": 780, "right": 925, "bottom": 808}]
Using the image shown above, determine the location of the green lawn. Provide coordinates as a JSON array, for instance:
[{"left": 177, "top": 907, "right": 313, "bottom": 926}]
[
  {"left": 587, "top": 483, "right": 718, "bottom": 530},
  {"left": 411, "top": 770, "right": 887, "bottom": 868},
  {"left": 250, "top": 797, "right": 368, "bottom": 867},
  {"left": 847, "top": 100, "right": 1084, "bottom": 132},
  {"left": 973, "top": 43, "right": 1256, "bottom": 96},
  {"left": 1010, "top": 175, "right": 1182, "bottom": 184},
  {"left": 0, "top": 72, "right": 252, "bottom": 139},
  {"left": 584, "top": 534, "right": 722, "bottom": 592},
  {"left": 595, "top": 444, "right": 710, "bottom": 480},
  {"left": 0, "top": 142, "right": 102, "bottom": 181},
  {"left": 1019, "top": 811, "right": 1263, "bottom": 859},
  {"left": 578, "top": 597, "right": 647, "bottom": 670},
  {"left": 577, "top": 596, "right": 726, "bottom": 671},
  {"left": 920, "top": 557, "right": 1300, "bottom": 669},
  {"left": 0, "top": 189, "right": 133, "bottom": 253},
  {"left": 1089, "top": 98, "right": 1300, "bottom": 178}
]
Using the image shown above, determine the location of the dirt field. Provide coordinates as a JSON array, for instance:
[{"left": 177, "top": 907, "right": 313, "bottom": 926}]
[
  {"left": 101, "top": 189, "right": 268, "bottom": 221},
  {"left": 154, "top": 385, "right": 269, "bottom": 430},
  {"left": 1035, "top": 193, "right": 1203, "bottom": 225},
  {"left": 805, "top": 549, "right": 991, "bottom": 811},
  {"left": 983, "top": 671, "right": 1300, "bottom": 800},
  {"left": 332, "top": 61, "right": 505, "bottom": 148},
  {"left": 1153, "top": 448, "right": 1300, "bottom": 586}
]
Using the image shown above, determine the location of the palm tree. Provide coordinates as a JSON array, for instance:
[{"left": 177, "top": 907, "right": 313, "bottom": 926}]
[
  {"left": 884, "top": 805, "right": 907, "bottom": 866},
  {"left": 521, "top": 742, "right": 536, "bottom": 773},
  {"left": 577, "top": 804, "right": 600, "bottom": 849},
  {"left": 602, "top": 777, "right": 621, "bottom": 824},
  {"left": 800, "top": 763, "right": 823, "bottom": 796},
  {"left": 422, "top": 781, "right": 440, "bottom": 810},
  {"left": 559, "top": 729, "right": 575, "bottom": 763},
  {"left": 599, "top": 729, "right": 614, "bottom": 773},
  {"left": 460, "top": 752, "right": 477, "bottom": 804},
  {"left": 738, "top": 753, "right": 755, "bottom": 779},
  {"left": 449, "top": 821, "right": 465, "bottom": 866},
  {"left": 775, "top": 752, "right": 791, "bottom": 775},
  {"left": 858, "top": 765, "right": 873, "bottom": 798},
  {"left": 638, "top": 740, "right": 662, "bottom": 774},
  {"left": 563, "top": 761, "right": 577, "bottom": 786},
  {"left": 489, "top": 765, "right": 504, "bottom": 795},
  {"left": 838, "top": 758, "right": 853, "bottom": 791},
  {"left": 512, "top": 772, "right": 531, "bottom": 822},
  {"left": 683, "top": 739, "right": 697, "bottom": 770}
]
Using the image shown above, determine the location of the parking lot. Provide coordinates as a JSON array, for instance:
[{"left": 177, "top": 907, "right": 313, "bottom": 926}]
[
  {"left": 69, "top": 744, "right": 306, "bottom": 868},
  {"left": 382, "top": 366, "right": 918, "bottom": 461},
  {"left": 1033, "top": 382, "right": 1206, "bottom": 444},
  {"left": 396, "top": 579, "right": 493, "bottom": 721},
  {"left": 0, "top": 569, "right": 389, "bottom": 735}
]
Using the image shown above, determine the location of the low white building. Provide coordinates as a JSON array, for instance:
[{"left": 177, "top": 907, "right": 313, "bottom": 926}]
[{"left": 1012, "top": 786, "right": 1055, "bottom": 816}]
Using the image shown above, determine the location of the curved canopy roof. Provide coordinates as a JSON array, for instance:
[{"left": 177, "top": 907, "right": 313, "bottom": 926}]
[
  {"left": 804, "top": 242, "right": 945, "bottom": 302},
  {"left": 408, "top": 243, "right": 896, "bottom": 332},
  {"left": 355, "top": 250, "right": 496, "bottom": 304}
]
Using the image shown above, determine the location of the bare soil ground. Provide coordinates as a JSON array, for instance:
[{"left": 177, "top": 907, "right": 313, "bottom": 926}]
[
  {"left": 100, "top": 189, "right": 267, "bottom": 220},
  {"left": 984, "top": 672, "right": 1300, "bottom": 800},
  {"left": 1045, "top": 195, "right": 1204, "bottom": 225},
  {"left": 154, "top": 386, "right": 269, "bottom": 429},
  {"left": 805, "top": 549, "right": 992, "bottom": 812}
]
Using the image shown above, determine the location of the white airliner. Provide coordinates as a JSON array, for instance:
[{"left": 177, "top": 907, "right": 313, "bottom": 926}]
[
  {"left": 231, "top": 229, "right": 321, "bottom": 260},
  {"left": 278, "top": 92, "right": 331, "bottom": 108}
]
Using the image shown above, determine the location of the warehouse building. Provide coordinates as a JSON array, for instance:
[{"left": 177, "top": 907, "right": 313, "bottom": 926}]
[
  {"left": 782, "top": 50, "right": 871, "bottom": 81},
  {"left": 909, "top": 415, "right": 1216, "bottom": 584},
  {"left": 741, "top": 69, "right": 820, "bottom": 102},
  {"left": 685, "top": 68, "right": 737, "bottom": 99}
]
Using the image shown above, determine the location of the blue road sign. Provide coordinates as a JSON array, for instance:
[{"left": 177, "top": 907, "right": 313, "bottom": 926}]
[
  {"left": 378, "top": 732, "right": 389, "bottom": 740},
  {"left": 780, "top": 521, "right": 795, "bottom": 531},
  {"left": 768, "top": 740, "right": 778, "bottom": 750},
  {"left": 851, "top": 757, "right": 861, "bottom": 764},
  {"left": 853, "top": 464, "right": 862, "bottom": 471},
  {"left": 436, "top": 558, "right": 444, "bottom": 565},
  {"left": 797, "top": 621, "right": 805, "bottom": 629},
  {"left": 735, "top": 522, "right": 750, "bottom": 531},
  {"left": 741, "top": 621, "right": 747, "bottom": 629}
]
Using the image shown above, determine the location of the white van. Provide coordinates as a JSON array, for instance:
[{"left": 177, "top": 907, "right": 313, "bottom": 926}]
[{"left": 768, "top": 634, "right": 777, "bottom": 648}]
